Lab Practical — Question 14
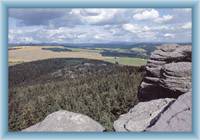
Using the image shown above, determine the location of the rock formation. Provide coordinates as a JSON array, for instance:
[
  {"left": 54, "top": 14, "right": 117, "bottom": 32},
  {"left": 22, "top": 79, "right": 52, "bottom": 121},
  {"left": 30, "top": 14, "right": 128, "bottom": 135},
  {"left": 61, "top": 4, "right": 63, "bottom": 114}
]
[
  {"left": 146, "top": 91, "right": 192, "bottom": 132},
  {"left": 113, "top": 98, "right": 175, "bottom": 132},
  {"left": 138, "top": 44, "right": 192, "bottom": 101},
  {"left": 23, "top": 110, "right": 105, "bottom": 132},
  {"left": 114, "top": 44, "right": 192, "bottom": 132}
]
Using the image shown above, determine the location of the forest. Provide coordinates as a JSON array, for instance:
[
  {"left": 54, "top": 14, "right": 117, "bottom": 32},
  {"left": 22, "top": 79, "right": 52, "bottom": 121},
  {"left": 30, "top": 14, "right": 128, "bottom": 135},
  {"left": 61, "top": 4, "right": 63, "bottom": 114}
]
[{"left": 9, "top": 58, "right": 145, "bottom": 131}]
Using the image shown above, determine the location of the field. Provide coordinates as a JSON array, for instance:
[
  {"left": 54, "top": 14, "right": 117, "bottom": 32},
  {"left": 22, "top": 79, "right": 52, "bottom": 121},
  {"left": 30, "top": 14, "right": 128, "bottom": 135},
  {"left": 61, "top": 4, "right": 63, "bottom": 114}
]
[
  {"left": 105, "top": 57, "right": 147, "bottom": 66},
  {"left": 9, "top": 46, "right": 147, "bottom": 66}
]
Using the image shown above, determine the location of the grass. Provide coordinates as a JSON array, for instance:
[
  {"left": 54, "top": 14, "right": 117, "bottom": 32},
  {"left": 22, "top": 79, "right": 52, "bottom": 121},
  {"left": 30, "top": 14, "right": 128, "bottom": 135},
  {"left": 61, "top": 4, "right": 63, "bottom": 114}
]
[
  {"left": 105, "top": 57, "right": 147, "bottom": 66},
  {"left": 9, "top": 58, "right": 144, "bottom": 131}
]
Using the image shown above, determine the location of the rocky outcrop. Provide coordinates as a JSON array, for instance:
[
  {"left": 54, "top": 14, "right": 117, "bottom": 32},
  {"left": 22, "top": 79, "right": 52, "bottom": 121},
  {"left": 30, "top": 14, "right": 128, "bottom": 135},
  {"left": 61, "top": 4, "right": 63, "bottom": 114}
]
[
  {"left": 113, "top": 98, "right": 175, "bottom": 132},
  {"left": 146, "top": 91, "right": 192, "bottom": 132},
  {"left": 138, "top": 44, "right": 192, "bottom": 101},
  {"left": 114, "top": 44, "right": 192, "bottom": 132},
  {"left": 23, "top": 110, "right": 105, "bottom": 132}
]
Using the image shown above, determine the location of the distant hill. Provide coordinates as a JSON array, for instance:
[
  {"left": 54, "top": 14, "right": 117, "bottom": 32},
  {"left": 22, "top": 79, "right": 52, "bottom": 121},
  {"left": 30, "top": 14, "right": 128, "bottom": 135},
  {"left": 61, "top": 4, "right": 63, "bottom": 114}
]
[{"left": 9, "top": 42, "right": 192, "bottom": 48}]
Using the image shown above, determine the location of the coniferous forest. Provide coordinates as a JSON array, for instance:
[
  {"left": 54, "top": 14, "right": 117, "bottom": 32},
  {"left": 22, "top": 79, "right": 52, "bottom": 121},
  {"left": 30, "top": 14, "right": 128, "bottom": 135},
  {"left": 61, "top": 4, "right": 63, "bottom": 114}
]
[{"left": 9, "top": 58, "right": 145, "bottom": 131}]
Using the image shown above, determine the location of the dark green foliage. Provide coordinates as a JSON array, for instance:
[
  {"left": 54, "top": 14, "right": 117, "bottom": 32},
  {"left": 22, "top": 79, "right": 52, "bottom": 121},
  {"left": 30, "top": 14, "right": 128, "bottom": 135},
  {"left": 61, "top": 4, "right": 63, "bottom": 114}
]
[
  {"left": 101, "top": 50, "right": 148, "bottom": 59},
  {"left": 9, "top": 58, "right": 144, "bottom": 131},
  {"left": 42, "top": 47, "right": 72, "bottom": 52}
]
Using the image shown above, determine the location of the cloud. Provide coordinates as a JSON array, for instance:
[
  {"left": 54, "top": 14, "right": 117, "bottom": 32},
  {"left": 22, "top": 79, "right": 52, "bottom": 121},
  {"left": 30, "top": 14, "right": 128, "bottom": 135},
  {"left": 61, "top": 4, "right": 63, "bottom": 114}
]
[
  {"left": 9, "top": 8, "right": 132, "bottom": 27},
  {"left": 122, "top": 23, "right": 157, "bottom": 40},
  {"left": 133, "top": 9, "right": 159, "bottom": 20},
  {"left": 122, "top": 23, "right": 141, "bottom": 33},
  {"left": 151, "top": 25, "right": 174, "bottom": 31},
  {"left": 133, "top": 9, "right": 173, "bottom": 23},
  {"left": 122, "top": 23, "right": 152, "bottom": 33},
  {"left": 70, "top": 9, "right": 155, "bottom": 25},
  {"left": 9, "top": 9, "right": 68, "bottom": 26},
  {"left": 9, "top": 25, "right": 128, "bottom": 43},
  {"left": 154, "top": 15, "right": 173, "bottom": 23},
  {"left": 8, "top": 8, "right": 192, "bottom": 43},
  {"left": 181, "top": 22, "right": 192, "bottom": 29},
  {"left": 164, "top": 33, "right": 175, "bottom": 38},
  {"left": 70, "top": 9, "right": 117, "bottom": 24}
]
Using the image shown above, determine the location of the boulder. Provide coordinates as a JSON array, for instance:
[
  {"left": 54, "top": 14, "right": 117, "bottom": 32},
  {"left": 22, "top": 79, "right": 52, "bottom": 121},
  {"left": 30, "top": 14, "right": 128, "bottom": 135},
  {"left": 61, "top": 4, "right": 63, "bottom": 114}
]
[
  {"left": 23, "top": 110, "right": 105, "bottom": 132},
  {"left": 138, "top": 45, "right": 192, "bottom": 101},
  {"left": 113, "top": 98, "right": 175, "bottom": 132},
  {"left": 146, "top": 91, "right": 192, "bottom": 132}
]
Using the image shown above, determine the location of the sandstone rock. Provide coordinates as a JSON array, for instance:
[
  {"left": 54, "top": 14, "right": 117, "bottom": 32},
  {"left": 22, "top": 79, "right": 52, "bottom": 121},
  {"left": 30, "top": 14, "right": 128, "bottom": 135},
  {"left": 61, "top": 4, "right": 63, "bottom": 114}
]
[
  {"left": 138, "top": 45, "right": 192, "bottom": 101},
  {"left": 146, "top": 91, "right": 192, "bottom": 132},
  {"left": 113, "top": 98, "right": 175, "bottom": 132},
  {"left": 23, "top": 110, "right": 105, "bottom": 132},
  {"left": 146, "top": 45, "right": 191, "bottom": 77},
  {"left": 151, "top": 44, "right": 191, "bottom": 62},
  {"left": 160, "top": 62, "right": 192, "bottom": 93}
]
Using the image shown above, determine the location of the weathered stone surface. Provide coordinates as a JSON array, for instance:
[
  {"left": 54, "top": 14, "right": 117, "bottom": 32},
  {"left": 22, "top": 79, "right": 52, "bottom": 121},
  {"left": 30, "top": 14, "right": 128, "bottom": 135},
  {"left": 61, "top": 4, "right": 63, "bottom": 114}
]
[
  {"left": 113, "top": 98, "right": 175, "bottom": 132},
  {"left": 160, "top": 62, "right": 192, "bottom": 93},
  {"left": 146, "top": 91, "right": 192, "bottom": 132},
  {"left": 151, "top": 44, "right": 192, "bottom": 62},
  {"left": 145, "top": 44, "right": 191, "bottom": 77},
  {"left": 23, "top": 110, "right": 105, "bottom": 132},
  {"left": 138, "top": 45, "right": 192, "bottom": 101}
]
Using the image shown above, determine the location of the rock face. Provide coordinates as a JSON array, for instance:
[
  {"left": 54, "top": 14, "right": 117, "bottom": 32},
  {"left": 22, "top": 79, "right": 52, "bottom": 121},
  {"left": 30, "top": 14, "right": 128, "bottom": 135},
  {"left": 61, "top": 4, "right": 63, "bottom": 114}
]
[
  {"left": 146, "top": 91, "right": 192, "bottom": 132},
  {"left": 114, "top": 44, "right": 192, "bottom": 132},
  {"left": 138, "top": 44, "right": 192, "bottom": 101},
  {"left": 23, "top": 110, "right": 105, "bottom": 132},
  {"left": 113, "top": 98, "right": 175, "bottom": 132}
]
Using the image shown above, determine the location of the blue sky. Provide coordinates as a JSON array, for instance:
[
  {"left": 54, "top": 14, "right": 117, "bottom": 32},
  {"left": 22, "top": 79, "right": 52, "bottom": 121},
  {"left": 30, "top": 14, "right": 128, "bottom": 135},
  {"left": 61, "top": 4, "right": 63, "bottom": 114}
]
[{"left": 8, "top": 8, "right": 192, "bottom": 44}]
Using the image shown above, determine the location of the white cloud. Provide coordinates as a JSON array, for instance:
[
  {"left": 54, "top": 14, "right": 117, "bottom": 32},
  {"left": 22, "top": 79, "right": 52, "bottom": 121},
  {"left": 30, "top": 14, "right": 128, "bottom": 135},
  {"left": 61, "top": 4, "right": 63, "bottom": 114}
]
[
  {"left": 122, "top": 23, "right": 141, "bottom": 33},
  {"left": 122, "top": 23, "right": 157, "bottom": 39},
  {"left": 133, "top": 9, "right": 173, "bottom": 23},
  {"left": 137, "top": 31, "right": 157, "bottom": 39},
  {"left": 77, "top": 34, "right": 87, "bottom": 39},
  {"left": 122, "top": 23, "right": 152, "bottom": 33},
  {"left": 164, "top": 33, "right": 175, "bottom": 38},
  {"left": 151, "top": 25, "right": 174, "bottom": 31},
  {"left": 143, "top": 26, "right": 151, "bottom": 31},
  {"left": 181, "top": 22, "right": 192, "bottom": 29},
  {"left": 133, "top": 9, "right": 159, "bottom": 20},
  {"left": 94, "top": 34, "right": 105, "bottom": 39},
  {"left": 154, "top": 15, "right": 173, "bottom": 23},
  {"left": 70, "top": 9, "right": 119, "bottom": 24}
]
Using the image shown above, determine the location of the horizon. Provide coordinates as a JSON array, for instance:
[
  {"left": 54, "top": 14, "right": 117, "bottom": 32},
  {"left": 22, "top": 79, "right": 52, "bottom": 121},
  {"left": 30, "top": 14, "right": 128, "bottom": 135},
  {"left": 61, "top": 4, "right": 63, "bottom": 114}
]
[
  {"left": 9, "top": 8, "right": 192, "bottom": 44},
  {"left": 9, "top": 41, "right": 192, "bottom": 46}
]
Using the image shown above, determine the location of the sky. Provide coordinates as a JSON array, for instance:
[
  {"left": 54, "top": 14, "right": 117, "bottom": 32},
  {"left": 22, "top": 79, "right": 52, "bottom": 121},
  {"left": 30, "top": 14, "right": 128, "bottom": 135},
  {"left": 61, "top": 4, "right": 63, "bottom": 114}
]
[{"left": 8, "top": 8, "right": 192, "bottom": 44}]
